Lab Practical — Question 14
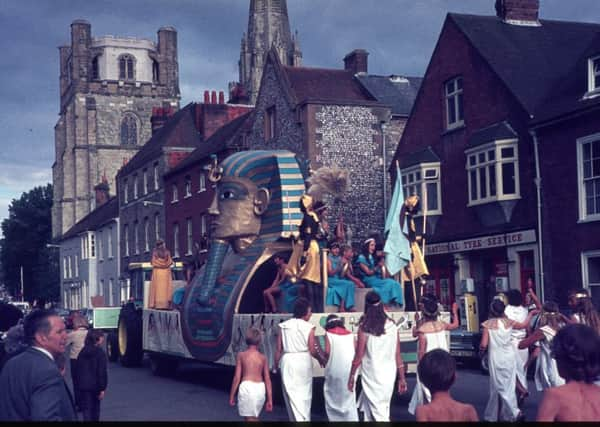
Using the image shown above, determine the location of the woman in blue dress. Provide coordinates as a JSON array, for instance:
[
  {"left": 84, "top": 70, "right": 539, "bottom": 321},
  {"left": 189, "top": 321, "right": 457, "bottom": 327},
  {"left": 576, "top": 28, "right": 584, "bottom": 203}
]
[
  {"left": 326, "top": 242, "right": 356, "bottom": 312},
  {"left": 356, "top": 238, "right": 403, "bottom": 306},
  {"left": 263, "top": 254, "right": 299, "bottom": 313}
]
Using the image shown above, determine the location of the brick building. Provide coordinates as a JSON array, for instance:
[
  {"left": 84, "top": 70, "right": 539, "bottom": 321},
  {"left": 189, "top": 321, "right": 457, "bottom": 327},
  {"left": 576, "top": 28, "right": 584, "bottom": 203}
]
[
  {"left": 52, "top": 19, "right": 180, "bottom": 239},
  {"left": 391, "top": 0, "right": 600, "bottom": 311},
  {"left": 116, "top": 96, "right": 253, "bottom": 278},
  {"left": 163, "top": 111, "right": 254, "bottom": 265},
  {"left": 244, "top": 47, "right": 420, "bottom": 242}
]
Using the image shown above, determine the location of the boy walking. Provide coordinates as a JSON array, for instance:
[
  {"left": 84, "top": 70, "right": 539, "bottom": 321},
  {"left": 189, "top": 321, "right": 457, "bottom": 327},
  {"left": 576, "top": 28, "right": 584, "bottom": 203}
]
[
  {"left": 229, "top": 327, "right": 273, "bottom": 421},
  {"left": 415, "top": 349, "right": 478, "bottom": 422}
]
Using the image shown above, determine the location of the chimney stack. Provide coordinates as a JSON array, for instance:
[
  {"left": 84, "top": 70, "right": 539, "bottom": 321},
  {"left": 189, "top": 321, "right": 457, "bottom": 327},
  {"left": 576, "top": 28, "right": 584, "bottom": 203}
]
[
  {"left": 218, "top": 91, "right": 225, "bottom": 104},
  {"left": 495, "top": 0, "right": 540, "bottom": 26},
  {"left": 150, "top": 106, "right": 174, "bottom": 135},
  {"left": 94, "top": 174, "right": 110, "bottom": 207},
  {"left": 204, "top": 90, "right": 210, "bottom": 104},
  {"left": 344, "top": 49, "right": 369, "bottom": 75},
  {"left": 211, "top": 90, "right": 217, "bottom": 104}
]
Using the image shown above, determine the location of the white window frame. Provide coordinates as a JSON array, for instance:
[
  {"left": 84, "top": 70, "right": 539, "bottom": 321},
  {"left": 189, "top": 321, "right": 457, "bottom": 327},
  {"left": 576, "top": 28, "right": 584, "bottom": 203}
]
[
  {"left": 155, "top": 213, "right": 161, "bottom": 241},
  {"left": 186, "top": 218, "right": 193, "bottom": 255},
  {"left": 143, "top": 169, "right": 148, "bottom": 195},
  {"left": 445, "top": 76, "right": 464, "bottom": 130},
  {"left": 153, "top": 163, "right": 159, "bottom": 190},
  {"left": 401, "top": 162, "right": 442, "bottom": 216},
  {"left": 144, "top": 218, "right": 150, "bottom": 253},
  {"left": 133, "top": 174, "right": 138, "bottom": 199},
  {"left": 63, "top": 257, "right": 68, "bottom": 279},
  {"left": 587, "top": 56, "right": 600, "bottom": 94},
  {"left": 577, "top": 133, "right": 600, "bottom": 222},
  {"left": 465, "top": 139, "right": 520, "bottom": 206},
  {"left": 124, "top": 224, "right": 129, "bottom": 257},
  {"left": 68, "top": 256, "right": 72, "bottom": 279},
  {"left": 198, "top": 173, "right": 206, "bottom": 192},
  {"left": 581, "top": 250, "right": 600, "bottom": 297},
  {"left": 108, "top": 227, "right": 113, "bottom": 259},
  {"left": 172, "top": 184, "right": 178, "bottom": 203},
  {"left": 90, "top": 233, "right": 95, "bottom": 258},
  {"left": 98, "top": 231, "right": 103, "bottom": 261},
  {"left": 184, "top": 176, "right": 192, "bottom": 198},
  {"left": 134, "top": 221, "right": 139, "bottom": 255},
  {"left": 173, "top": 223, "right": 180, "bottom": 258},
  {"left": 74, "top": 255, "right": 78, "bottom": 277}
]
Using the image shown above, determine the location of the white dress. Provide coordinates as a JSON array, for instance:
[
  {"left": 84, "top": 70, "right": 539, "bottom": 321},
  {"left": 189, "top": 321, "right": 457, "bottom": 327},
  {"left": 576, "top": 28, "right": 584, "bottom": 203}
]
[
  {"left": 324, "top": 331, "right": 358, "bottom": 421},
  {"left": 357, "top": 319, "right": 398, "bottom": 422},
  {"left": 534, "top": 325, "right": 565, "bottom": 391},
  {"left": 408, "top": 322, "right": 449, "bottom": 415},
  {"left": 483, "top": 318, "right": 520, "bottom": 421},
  {"left": 278, "top": 318, "right": 315, "bottom": 422},
  {"left": 504, "top": 304, "right": 529, "bottom": 391}
]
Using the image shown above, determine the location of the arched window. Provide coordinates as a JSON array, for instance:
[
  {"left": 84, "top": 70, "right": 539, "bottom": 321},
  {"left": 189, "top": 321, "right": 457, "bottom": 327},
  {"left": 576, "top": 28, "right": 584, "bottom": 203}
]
[
  {"left": 152, "top": 60, "right": 159, "bottom": 83},
  {"left": 91, "top": 56, "right": 100, "bottom": 80},
  {"left": 121, "top": 115, "right": 137, "bottom": 145},
  {"left": 119, "top": 54, "right": 135, "bottom": 80}
]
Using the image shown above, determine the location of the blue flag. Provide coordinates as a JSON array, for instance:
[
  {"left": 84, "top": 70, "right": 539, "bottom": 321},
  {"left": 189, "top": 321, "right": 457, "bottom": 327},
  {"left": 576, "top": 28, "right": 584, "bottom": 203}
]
[{"left": 384, "top": 165, "right": 411, "bottom": 276}]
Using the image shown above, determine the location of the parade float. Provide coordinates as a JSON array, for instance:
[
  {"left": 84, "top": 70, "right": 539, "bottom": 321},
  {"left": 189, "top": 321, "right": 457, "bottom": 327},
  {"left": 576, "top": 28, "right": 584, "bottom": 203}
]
[{"left": 113, "top": 150, "right": 448, "bottom": 376}]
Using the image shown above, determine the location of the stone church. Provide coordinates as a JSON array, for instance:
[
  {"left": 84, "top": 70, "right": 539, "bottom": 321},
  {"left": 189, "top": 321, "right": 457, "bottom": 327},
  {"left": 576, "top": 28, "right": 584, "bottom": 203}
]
[
  {"left": 235, "top": 0, "right": 302, "bottom": 104},
  {"left": 51, "top": 19, "right": 180, "bottom": 238}
]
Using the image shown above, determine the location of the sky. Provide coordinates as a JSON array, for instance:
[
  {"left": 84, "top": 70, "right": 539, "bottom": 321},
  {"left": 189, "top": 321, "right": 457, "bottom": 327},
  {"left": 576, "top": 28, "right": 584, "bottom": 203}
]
[{"left": 1, "top": 0, "right": 600, "bottom": 234}]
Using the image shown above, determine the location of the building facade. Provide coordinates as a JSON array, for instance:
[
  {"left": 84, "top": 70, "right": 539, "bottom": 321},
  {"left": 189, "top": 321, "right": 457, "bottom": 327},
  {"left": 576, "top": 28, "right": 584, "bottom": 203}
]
[
  {"left": 52, "top": 19, "right": 180, "bottom": 239},
  {"left": 391, "top": 0, "right": 600, "bottom": 312}
]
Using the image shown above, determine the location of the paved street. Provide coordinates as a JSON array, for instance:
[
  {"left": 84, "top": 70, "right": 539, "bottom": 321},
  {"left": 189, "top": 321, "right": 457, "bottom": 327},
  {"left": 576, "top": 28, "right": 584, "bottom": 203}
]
[{"left": 65, "top": 356, "right": 544, "bottom": 421}]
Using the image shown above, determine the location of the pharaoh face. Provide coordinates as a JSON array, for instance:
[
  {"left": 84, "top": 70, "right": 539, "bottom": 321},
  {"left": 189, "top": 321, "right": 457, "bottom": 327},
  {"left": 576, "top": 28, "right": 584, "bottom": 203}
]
[{"left": 208, "top": 175, "right": 270, "bottom": 252}]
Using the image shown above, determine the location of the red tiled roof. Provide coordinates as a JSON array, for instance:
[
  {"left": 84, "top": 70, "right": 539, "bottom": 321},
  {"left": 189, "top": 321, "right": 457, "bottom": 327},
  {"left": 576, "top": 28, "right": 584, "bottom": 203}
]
[{"left": 282, "top": 66, "right": 377, "bottom": 104}]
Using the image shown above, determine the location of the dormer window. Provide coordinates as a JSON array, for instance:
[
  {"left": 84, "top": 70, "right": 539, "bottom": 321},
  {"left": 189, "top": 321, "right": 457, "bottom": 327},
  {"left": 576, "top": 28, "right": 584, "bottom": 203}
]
[
  {"left": 401, "top": 163, "right": 442, "bottom": 215},
  {"left": 588, "top": 56, "right": 600, "bottom": 94}
]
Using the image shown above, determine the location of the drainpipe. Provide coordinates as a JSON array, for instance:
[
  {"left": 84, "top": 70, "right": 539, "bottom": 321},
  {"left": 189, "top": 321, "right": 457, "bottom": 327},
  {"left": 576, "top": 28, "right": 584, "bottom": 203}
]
[
  {"left": 529, "top": 129, "right": 545, "bottom": 302},
  {"left": 381, "top": 121, "right": 388, "bottom": 220}
]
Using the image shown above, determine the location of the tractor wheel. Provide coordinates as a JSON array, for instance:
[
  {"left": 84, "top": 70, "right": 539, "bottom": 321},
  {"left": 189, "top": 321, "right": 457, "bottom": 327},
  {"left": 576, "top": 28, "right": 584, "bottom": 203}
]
[
  {"left": 106, "top": 331, "right": 119, "bottom": 362},
  {"left": 118, "top": 302, "right": 143, "bottom": 367}
]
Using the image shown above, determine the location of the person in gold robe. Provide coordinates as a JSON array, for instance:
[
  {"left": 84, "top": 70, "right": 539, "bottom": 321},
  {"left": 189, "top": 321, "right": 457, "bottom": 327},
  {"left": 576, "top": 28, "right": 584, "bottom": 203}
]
[
  {"left": 400, "top": 195, "right": 430, "bottom": 302},
  {"left": 148, "top": 240, "right": 174, "bottom": 310}
]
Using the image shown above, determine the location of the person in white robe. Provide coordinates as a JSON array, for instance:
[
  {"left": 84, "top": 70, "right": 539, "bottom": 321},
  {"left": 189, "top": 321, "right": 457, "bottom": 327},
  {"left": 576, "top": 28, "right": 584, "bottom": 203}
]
[
  {"left": 504, "top": 289, "right": 530, "bottom": 403},
  {"left": 321, "top": 314, "right": 358, "bottom": 421},
  {"left": 408, "top": 299, "right": 459, "bottom": 415},
  {"left": 275, "top": 297, "right": 322, "bottom": 422},
  {"left": 517, "top": 301, "right": 567, "bottom": 391},
  {"left": 347, "top": 291, "right": 407, "bottom": 421},
  {"left": 480, "top": 300, "right": 536, "bottom": 421}
]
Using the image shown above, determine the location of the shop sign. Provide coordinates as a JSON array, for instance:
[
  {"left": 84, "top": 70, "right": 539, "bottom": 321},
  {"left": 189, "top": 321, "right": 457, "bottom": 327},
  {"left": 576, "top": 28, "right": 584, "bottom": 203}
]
[{"left": 425, "top": 229, "right": 536, "bottom": 255}]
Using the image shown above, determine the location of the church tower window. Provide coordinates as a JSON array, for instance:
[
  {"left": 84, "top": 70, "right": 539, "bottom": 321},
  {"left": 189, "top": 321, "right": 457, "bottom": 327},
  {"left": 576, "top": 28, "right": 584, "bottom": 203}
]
[
  {"left": 121, "top": 115, "right": 137, "bottom": 146},
  {"left": 152, "top": 60, "right": 159, "bottom": 83},
  {"left": 119, "top": 54, "right": 135, "bottom": 80},
  {"left": 91, "top": 56, "right": 100, "bottom": 80}
]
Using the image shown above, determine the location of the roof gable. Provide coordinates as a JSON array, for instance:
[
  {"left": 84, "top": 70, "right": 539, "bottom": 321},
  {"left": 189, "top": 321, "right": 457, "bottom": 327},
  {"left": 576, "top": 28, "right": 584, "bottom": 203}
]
[
  {"left": 450, "top": 13, "right": 600, "bottom": 116},
  {"left": 356, "top": 75, "right": 422, "bottom": 116},
  {"left": 467, "top": 121, "right": 518, "bottom": 148}
]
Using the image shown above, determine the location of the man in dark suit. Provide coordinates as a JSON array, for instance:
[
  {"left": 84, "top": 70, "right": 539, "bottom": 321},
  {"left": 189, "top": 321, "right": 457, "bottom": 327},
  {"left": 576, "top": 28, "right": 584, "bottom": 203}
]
[{"left": 0, "top": 309, "right": 76, "bottom": 421}]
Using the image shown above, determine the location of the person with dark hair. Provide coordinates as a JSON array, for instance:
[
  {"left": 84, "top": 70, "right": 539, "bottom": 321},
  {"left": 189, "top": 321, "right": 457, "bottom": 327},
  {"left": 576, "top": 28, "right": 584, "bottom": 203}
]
[
  {"left": 326, "top": 242, "right": 356, "bottom": 312},
  {"left": 0, "top": 322, "right": 28, "bottom": 373},
  {"left": 408, "top": 299, "right": 459, "bottom": 415},
  {"left": 356, "top": 238, "right": 403, "bottom": 307},
  {"left": 415, "top": 349, "right": 478, "bottom": 422},
  {"left": 275, "top": 297, "right": 321, "bottom": 421},
  {"left": 263, "top": 254, "right": 298, "bottom": 313},
  {"left": 75, "top": 329, "right": 107, "bottom": 421},
  {"left": 518, "top": 301, "right": 568, "bottom": 391},
  {"left": 536, "top": 324, "right": 600, "bottom": 421},
  {"left": 229, "top": 327, "right": 273, "bottom": 421},
  {"left": 148, "top": 239, "right": 174, "bottom": 310},
  {"left": 0, "top": 300, "right": 23, "bottom": 332},
  {"left": 504, "top": 289, "right": 529, "bottom": 404},
  {"left": 65, "top": 312, "right": 89, "bottom": 412},
  {"left": 479, "top": 300, "right": 536, "bottom": 421},
  {"left": 0, "top": 309, "right": 75, "bottom": 421},
  {"left": 321, "top": 314, "right": 358, "bottom": 421},
  {"left": 348, "top": 291, "right": 407, "bottom": 421}
]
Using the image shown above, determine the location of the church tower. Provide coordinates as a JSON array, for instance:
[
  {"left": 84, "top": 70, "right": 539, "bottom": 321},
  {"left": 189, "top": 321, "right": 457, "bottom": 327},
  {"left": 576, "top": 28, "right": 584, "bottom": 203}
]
[
  {"left": 52, "top": 20, "right": 180, "bottom": 238},
  {"left": 237, "top": 0, "right": 301, "bottom": 104}
]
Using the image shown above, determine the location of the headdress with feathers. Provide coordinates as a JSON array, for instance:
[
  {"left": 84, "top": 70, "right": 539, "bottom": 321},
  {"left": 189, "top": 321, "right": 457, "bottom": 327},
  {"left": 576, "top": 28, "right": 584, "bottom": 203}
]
[{"left": 306, "top": 165, "right": 350, "bottom": 203}]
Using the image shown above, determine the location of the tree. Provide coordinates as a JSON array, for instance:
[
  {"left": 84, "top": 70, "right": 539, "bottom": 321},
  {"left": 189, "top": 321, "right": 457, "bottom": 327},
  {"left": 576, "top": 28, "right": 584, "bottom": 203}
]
[{"left": 0, "top": 184, "right": 58, "bottom": 302}]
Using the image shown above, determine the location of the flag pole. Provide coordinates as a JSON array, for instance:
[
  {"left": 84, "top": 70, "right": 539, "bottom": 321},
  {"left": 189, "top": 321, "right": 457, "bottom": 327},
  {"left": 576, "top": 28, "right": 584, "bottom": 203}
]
[
  {"left": 422, "top": 181, "right": 428, "bottom": 256},
  {"left": 410, "top": 262, "right": 417, "bottom": 310}
]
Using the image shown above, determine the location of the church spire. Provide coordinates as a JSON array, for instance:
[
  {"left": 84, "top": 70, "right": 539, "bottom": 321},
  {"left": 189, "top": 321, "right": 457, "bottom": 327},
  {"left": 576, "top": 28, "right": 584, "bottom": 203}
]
[{"left": 236, "top": 0, "right": 302, "bottom": 104}]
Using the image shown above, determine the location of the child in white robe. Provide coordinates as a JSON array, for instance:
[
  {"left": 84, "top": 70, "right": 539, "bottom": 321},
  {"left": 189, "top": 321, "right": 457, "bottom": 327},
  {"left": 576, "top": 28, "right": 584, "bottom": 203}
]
[
  {"left": 322, "top": 314, "right": 358, "bottom": 421},
  {"left": 480, "top": 300, "right": 536, "bottom": 421},
  {"left": 408, "top": 298, "right": 459, "bottom": 415},
  {"left": 229, "top": 327, "right": 273, "bottom": 421}
]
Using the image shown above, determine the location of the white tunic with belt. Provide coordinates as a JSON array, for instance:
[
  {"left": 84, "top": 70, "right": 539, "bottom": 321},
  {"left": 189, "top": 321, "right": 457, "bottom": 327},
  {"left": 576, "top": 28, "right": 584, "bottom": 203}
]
[
  {"left": 278, "top": 317, "right": 315, "bottom": 422},
  {"left": 408, "top": 322, "right": 449, "bottom": 415},
  {"left": 535, "top": 325, "right": 565, "bottom": 391},
  {"left": 504, "top": 304, "right": 529, "bottom": 391},
  {"left": 357, "top": 319, "right": 398, "bottom": 422},
  {"left": 324, "top": 331, "right": 358, "bottom": 421}
]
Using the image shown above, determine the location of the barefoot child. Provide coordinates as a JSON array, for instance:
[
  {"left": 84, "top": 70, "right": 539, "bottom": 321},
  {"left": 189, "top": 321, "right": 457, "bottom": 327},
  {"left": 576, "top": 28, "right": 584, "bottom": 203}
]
[
  {"left": 415, "top": 349, "right": 478, "bottom": 422},
  {"left": 229, "top": 327, "right": 273, "bottom": 421}
]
